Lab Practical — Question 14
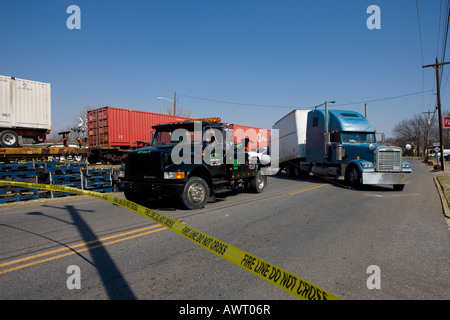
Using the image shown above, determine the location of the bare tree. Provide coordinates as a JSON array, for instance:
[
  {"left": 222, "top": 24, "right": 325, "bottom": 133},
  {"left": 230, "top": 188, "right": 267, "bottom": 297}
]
[
  {"left": 390, "top": 111, "right": 441, "bottom": 156},
  {"left": 159, "top": 103, "right": 193, "bottom": 118}
]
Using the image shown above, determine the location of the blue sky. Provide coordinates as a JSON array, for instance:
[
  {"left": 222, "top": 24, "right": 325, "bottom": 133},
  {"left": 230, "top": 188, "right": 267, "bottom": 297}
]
[{"left": 0, "top": 0, "right": 447, "bottom": 138}]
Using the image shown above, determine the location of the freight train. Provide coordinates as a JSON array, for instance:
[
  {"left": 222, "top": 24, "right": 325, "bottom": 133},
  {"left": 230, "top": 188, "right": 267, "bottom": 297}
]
[
  {"left": 85, "top": 106, "right": 271, "bottom": 164},
  {"left": 85, "top": 106, "right": 193, "bottom": 163},
  {"left": 0, "top": 77, "right": 272, "bottom": 164}
]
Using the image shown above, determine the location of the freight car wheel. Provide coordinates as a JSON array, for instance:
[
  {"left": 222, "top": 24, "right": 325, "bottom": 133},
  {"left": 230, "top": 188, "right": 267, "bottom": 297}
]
[
  {"left": 180, "top": 177, "right": 210, "bottom": 210},
  {"left": 0, "top": 130, "right": 19, "bottom": 148}
]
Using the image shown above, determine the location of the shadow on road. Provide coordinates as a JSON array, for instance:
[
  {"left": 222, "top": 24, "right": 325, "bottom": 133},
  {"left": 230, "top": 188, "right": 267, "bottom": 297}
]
[{"left": 37, "top": 204, "right": 137, "bottom": 300}]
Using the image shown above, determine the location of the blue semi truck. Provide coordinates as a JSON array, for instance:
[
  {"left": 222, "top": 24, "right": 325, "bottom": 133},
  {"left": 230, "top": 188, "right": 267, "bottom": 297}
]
[{"left": 273, "top": 106, "right": 412, "bottom": 190}]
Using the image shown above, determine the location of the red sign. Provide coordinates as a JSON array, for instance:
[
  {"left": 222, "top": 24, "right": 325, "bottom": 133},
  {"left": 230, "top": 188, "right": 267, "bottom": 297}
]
[{"left": 444, "top": 116, "right": 450, "bottom": 128}]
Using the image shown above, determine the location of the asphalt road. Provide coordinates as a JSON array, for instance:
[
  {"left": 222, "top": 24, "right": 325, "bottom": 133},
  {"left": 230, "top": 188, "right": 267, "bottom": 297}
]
[{"left": 0, "top": 158, "right": 449, "bottom": 300}]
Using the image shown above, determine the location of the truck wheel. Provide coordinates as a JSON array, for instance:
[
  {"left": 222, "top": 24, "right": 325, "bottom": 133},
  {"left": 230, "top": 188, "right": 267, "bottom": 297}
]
[
  {"left": 393, "top": 184, "right": 405, "bottom": 191},
  {"left": 249, "top": 170, "right": 266, "bottom": 193},
  {"left": 0, "top": 130, "right": 19, "bottom": 148},
  {"left": 180, "top": 177, "right": 210, "bottom": 210},
  {"left": 293, "top": 165, "right": 301, "bottom": 178},
  {"left": 286, "top": 163, "right": 295, "bottom": 177},
  {"left": 346, "top": 166, "right": 362, "bottom": 190},
  {"left": 294, "top": 166, "right": 309, "bottom": 178}
]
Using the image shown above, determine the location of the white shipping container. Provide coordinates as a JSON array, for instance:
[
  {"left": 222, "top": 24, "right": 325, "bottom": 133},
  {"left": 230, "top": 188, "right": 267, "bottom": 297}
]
[
  {"left": 0, "top": 75, "right": 51, "bottom": 131},
  {"left": 273, "top": 109, "right": 309, "bottom": 163}
]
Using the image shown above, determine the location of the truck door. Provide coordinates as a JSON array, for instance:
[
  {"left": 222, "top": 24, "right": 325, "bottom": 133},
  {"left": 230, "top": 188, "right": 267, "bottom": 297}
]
[
  {"left": 225, "top": 138, "right": 256, "bottom": 179},
  {"left": 203, "top": 127, "right": 226, "bottom": 177},
  {"left": 306, "top": 111, "right": 325, "bottom": 163}
]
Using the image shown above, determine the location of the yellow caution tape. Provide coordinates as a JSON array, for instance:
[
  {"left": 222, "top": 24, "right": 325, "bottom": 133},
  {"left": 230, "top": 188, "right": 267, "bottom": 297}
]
[{"left": 0, "top": 180, "right": 341, "bottom": 300}]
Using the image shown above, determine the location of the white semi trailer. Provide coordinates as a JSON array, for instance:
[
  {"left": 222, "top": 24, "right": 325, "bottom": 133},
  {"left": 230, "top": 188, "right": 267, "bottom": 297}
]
[{"left": 0, "top": 75, "right": 51, "bottom": 147}]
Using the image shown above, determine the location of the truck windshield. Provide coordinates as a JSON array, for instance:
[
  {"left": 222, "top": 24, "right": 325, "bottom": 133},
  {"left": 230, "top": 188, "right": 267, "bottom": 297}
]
[
  {"left": 151, "top": 129, "right": 202, "bottom": 147},
  {"left": 341, "top": 132, "right": 376, "bottom": 144},
  {"left": 151, "top": 130, "right": 174, "bottom": 146},
  {"left": 151, "top": 127, "right": 217, "bottom": 147}
]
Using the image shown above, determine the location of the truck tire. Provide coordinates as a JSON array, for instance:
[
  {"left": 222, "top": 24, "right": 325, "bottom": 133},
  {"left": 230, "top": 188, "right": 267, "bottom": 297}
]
[
  {"left": 249, "top": 170, "right": 266, "bottom": 193},
  {"left": 294, "top": 165, "right": 309, "bottom": 178},
  {"left": 180, "top": 177, "right": 210, "bottom": 210},
  {"left": 286, "top": 163, "right": 295, "bottom": 177},
  {"left": 393, "top": 184, "right": 405, "bottom": 191},
  {"left": 0, "top": 130, "right": 19, "bottom": 148},
  {"left": 293, "top": 165, "right": 301, "bottom": 178},
  {"left": 346, "top": 166, "right": 362, "bottom": 190}
]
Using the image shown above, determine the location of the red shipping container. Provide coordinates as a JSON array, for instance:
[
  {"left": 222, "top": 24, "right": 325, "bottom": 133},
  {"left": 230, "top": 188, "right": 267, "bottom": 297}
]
[
  {"left": 229, "top": 124, "right": 271, "bottom": 150},
  {"left": 87, "top": 107, "right": 271, "bottom": 151},
  {"left": 87, "top": 106, "right": 193, "bottom": 148}
]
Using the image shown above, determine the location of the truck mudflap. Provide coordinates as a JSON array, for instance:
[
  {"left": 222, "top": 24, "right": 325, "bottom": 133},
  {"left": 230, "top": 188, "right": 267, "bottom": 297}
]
[{"left": 361, "top": 172, "right": 411, "bottom": 185}]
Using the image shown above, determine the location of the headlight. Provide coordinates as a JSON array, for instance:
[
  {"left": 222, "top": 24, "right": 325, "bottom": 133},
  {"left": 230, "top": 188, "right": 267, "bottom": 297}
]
[
  {"left": 402, "top": 162, "right": 411, "bottom": 168},
  {"left": 362, "top": 162, "right": 373, "bottom": 169},
  {"left": 164, "top": 172, "right": 186, "bottom": 179}
]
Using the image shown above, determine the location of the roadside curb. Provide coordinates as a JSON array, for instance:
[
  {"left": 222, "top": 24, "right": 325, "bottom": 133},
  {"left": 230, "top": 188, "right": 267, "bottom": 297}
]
[{"left": 433, "top": 176, "right": 450, "bottom": 230}]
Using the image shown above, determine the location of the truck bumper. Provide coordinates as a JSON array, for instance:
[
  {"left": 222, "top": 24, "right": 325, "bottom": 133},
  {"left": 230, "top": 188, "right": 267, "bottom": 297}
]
[
  {"left": 120, "top": 181, "right": 185, "bottom": 196},
  {"left": 361, "top": 172, "right": 411, "bottom": 185}
]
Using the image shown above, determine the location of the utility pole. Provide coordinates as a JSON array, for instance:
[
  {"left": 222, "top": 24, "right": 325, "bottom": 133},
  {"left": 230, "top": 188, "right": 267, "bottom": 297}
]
[
  {"left": 173, "top": 92, "right": 177, "bottom": 116},
  {"left": 422, "top": 110, "right": 434, "bottom": 157},
  {"left": 423, "top": 58, "right": 450, "bottom": 171}
]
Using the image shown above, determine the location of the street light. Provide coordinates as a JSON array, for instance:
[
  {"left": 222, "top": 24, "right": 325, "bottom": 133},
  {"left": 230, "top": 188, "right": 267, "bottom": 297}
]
[
  {"left": 157, "top": 92, "right": 177, "bottom": 115},
  {"left": 314, "top": 100, "right": 335, "bottom": 109},
  {"left": 157, "top": 97, "right": 173, "bottom": 102}
]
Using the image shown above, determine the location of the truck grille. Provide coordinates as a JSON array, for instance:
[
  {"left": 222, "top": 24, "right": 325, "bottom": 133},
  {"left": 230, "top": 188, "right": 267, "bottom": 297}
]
[
  {"left": 376, "top": 147, "right": 402, "bottom": 172},
  {"left": 126, "top": 153, "right": 162, "bottom": 173}
]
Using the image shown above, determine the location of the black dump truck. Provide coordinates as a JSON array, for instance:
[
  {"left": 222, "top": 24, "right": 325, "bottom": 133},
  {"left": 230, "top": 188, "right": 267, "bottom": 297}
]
[{"left": 120, "top": 118, "right": 269, "bottom": 209}]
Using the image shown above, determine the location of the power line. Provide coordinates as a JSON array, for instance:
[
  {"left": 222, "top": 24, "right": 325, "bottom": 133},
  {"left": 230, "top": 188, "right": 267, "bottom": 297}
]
[
  {"left": 437, "top": 0, "right": 443, "bottom": 56},
  {"left": 180, "top": 90, "right": 435, "bottom": 110},
  {"left": 435, "top": 0, "right": 450, "bottom": 90},
  {"left": 416, "top": 0, "right": 426, "bottom": 112},
  {"left": 331, "top": 90, "right": 435, "bottom": 107},
  {"left": 180, "top": 94, "right": 296, "bottom": 109},
  {"left": 440, "top": 0, "right": 450, "bottom": 85},
  {"left": 437, "top": 1, "right": 450, "bottom": 98},
  {"left": 416, "top": 0, "right": 425, "bottom": 65},
  {"left": 443, "top": 0, "right": 450, "bottom": 60}
]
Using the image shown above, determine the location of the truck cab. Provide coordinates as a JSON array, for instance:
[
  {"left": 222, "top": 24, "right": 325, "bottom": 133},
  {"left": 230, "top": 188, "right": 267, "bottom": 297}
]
[
  {"left": 305, "top": 109, "right": 411, "bottom": 190},
  {"left": 121, "top": 118, "right": 268, "bottom": 209}
]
